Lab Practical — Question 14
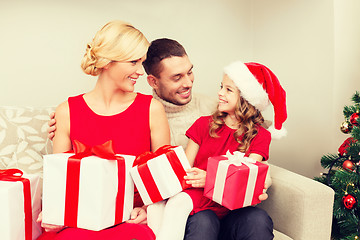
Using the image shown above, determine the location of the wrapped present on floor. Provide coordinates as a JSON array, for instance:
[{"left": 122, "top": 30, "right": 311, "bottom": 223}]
[
  {"left": 0, "top": 169, "right": 42, "bottom": 240},
  {"left": 204, "top": 151, "right": 269, "bottom": 210},
  {"left": 130, "top": 145, "right": 191, "bottom": 205},
  {"left": 42, "top": 140, "right": 135, "bottom": 231}
]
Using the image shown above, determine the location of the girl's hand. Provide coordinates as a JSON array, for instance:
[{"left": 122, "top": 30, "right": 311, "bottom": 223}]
[
  {"left": 184, "top": 167, "right": 206, "bottom": 188},
  {"left": 37, "top": 212, "right": 65, "bottom": 232},
  {"left": 258, "top": 184, "right": 269, "bottom": 201},
  {"left": 126, "top": 206, "right": 148, "bottom": 224}
]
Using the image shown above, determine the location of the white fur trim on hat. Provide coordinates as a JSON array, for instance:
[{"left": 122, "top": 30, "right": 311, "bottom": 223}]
[
  {"left": 267, "top": 125, "right": 287, "bottom": 139},
  {"left": 223, "top": 61, "right": 269, "bottom": 111}
]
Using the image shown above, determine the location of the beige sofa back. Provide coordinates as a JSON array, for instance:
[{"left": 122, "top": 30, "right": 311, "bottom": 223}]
[{"left": 0, "top": 106, "right": 55, "bottom": 176}]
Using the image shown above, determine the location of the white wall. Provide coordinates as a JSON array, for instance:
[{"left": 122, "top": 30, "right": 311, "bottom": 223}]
[
  {"left": 333, "top": 0, "right": 360, "bottom": 154},
  {"left": 251, "top": 0, "right": 335, "bottom": 178},
  {"left": 249, "top": 0, "right": 360, "bottom": 178},
  {"left": 1, "top": 0, "right": 359, "bottom": 178},
  {"left": 0, "top": 0, "right": 252, "bottom": 106}
]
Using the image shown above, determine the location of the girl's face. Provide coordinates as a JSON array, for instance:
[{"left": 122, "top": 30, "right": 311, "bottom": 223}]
[
  {"left": 218, "top": 74, "right": 240, "bottom": 115},
  {"left": 105, "top": 55, "right": 146, "bottom": 92}
]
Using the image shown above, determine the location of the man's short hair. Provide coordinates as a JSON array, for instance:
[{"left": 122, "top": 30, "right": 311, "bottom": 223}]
[{"left": 143, "top": 38, "right": 187, "bottom": 78}]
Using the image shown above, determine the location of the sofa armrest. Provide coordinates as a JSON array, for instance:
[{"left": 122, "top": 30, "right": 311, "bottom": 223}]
[{"left": 258, "top": 164, "right": 334, "bottom": 240}]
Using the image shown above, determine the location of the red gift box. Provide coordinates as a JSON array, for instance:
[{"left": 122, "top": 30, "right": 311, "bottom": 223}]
[
  {"left": 130, "top": 145, "right": 191, "bottom": 205},
  {"left": 204, "top": 151, "right": 269, "bottom": 210}
]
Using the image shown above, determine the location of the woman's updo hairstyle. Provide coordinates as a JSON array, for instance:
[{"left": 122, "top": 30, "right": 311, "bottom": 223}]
[{"left": 81, "top": 20, "right": 149, "bottom": 76}]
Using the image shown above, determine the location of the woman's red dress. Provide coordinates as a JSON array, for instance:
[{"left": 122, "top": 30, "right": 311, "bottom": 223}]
[{"left": 38, "top": 93, "right": 155, "bottom": 240}]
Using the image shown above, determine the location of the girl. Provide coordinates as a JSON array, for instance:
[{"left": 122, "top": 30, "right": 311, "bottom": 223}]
[
  {"left": 149, "top": 61, "right": 286, "bottom": 240},
  {"left": 37, "top": 20, "right": 170, "bottom": 240}
]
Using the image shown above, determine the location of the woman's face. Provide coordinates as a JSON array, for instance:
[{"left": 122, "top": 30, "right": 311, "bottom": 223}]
[
  {"left": 218, "top": 74, "right": 240, "bottom": 115},
  {"left": 105, "top": 55, "right": 146, "bottom": 92}
]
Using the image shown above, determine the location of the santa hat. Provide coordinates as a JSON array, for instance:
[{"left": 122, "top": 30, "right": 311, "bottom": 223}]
[{"left": 223, "top": 61, "right": 287, "bottom": 139}]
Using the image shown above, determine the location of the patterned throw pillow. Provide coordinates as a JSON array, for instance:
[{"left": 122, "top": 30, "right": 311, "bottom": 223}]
[{"left": 0, "top": 106, "right": 55, "bottom": 177}]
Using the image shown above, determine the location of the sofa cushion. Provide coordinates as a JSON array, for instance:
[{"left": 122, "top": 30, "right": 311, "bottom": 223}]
[
  {"left": 0, "top": 106, "right": 55, "bottom": 177},
  {"left": 273, "top": 230, "right": 293, "bottom": 240}
]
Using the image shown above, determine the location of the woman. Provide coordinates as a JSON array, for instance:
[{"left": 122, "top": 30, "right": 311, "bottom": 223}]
[{"left": 37, "top": 20, "right": 170, "bottom": 240}]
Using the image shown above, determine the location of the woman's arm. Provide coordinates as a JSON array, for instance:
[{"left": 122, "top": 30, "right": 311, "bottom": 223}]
[
  {"left": 38, "top": 101, "right": 72, "bottom": 232},
  {"left": 127, "top": 99, "right": 171, "bottom": 225},
  {"left": 149, "top": 98, "right": 171, "bottom": 151},
  {"left": 52, "top": 101, "right": 72, "bottom": 153},
  {"left": 126, "top": 98, "right": 172, "bottom": 225}
]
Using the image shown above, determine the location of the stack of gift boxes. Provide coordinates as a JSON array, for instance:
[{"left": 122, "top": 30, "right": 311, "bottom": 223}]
[{"left": 0, "top": 142, "right": 268, "bottom": 239}]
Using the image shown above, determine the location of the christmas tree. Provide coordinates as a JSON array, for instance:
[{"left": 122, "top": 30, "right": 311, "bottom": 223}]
[{"left": 315, "top": 91, "right": 360, "bottom": 239}]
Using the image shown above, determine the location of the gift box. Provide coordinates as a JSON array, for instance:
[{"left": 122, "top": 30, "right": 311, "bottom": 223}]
[
  {"left": 130, "top": 145, "right": 191, "bottom": 205},
  {"left": 0, "top": 169, "right": 42, "bottom": 240},
  {"left": 42, "top": 140, "right": 135, "bottom": 231},
  {"left": 204, "top": 151, "right": 269, "bottom": 210}
]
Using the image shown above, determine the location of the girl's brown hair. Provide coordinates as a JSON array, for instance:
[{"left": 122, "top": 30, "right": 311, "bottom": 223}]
[{"left": 209, "top": 93, "right": 264, "bottom": 153}]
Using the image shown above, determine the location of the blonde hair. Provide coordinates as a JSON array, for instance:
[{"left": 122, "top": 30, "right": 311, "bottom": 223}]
[
  {"left": 81, "top": 20, "right": 149, "bottom": 76},
  {"left": 209, "top": 93, "right": 264, "bottom": 153}
]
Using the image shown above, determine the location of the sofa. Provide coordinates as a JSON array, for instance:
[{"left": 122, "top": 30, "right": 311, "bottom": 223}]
[{"left": 0, "top": 106, "right": 335, "bottom": 240}]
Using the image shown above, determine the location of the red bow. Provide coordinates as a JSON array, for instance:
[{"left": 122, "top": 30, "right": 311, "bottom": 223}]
[
  {"left": 133, "top": 145, "right": 176, "bottom": 167},
  {"left": 0, "top": 168, "right": 23, "bottom": 179},
  {"left": 64, "top": 140, "right": 126, "bottom": 227},
  {"left": 0, "top": 169, "right": 32, "bottom": 240},
  {"left": 72, "top": 140, "right": 118, "bottom": 159}
]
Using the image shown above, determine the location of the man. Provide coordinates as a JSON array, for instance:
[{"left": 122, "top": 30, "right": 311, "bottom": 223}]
[
  {"left": 48, "top": 38, "right": 273, "bottom": 240},
  {"left": 143, "top": 38, "right": 217, "bottom": 149},
  {"left": 142, "top": 38, "right": 273, "bottom": 240}
]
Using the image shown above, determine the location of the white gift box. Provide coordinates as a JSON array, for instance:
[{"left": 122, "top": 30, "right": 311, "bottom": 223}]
[
  {"left": 42, "top": 153, "right": 135, "bottom": 231},
  {"left": 130, "top": 146, "right": 191, "bottom": 205},
  {"left": 0, "top": 172, "right": 42, "bottom": 240}
]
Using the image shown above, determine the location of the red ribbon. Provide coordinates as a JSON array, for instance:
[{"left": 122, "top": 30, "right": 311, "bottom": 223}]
[
  {"left": 133, "top": 145, "right": 179, "bottom": 166},
  {"left": 133, "top": 145, "right": 191, "bottom": 203},
  {"left": 0, "top": 169, "right": 32, "bottom": 240},
  {"left": 64, "top": 140, "right": 126, "bottom": 228}
]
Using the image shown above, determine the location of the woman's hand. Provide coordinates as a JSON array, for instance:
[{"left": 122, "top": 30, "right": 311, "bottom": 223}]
[
  {"left": 37, "top": 212, "right": 65, "bottom": 232},
  {"left": 184, "top": 167, "right": 206, "bottom": 188},
  {"left": 126, "top": 206, "right": 148, "bottom": 224}
]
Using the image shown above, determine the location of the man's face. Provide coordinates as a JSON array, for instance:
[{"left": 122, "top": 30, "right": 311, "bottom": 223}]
[{"left": 155, "top": 55, "right": 194, "bottom": 105}]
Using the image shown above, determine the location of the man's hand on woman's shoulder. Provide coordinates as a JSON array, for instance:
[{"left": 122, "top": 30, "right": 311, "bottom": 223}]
[{"left": 48, "top": 112, "right": 56, "bottom": 141}]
